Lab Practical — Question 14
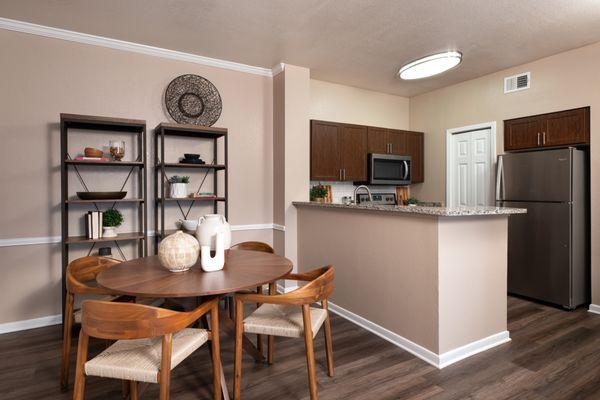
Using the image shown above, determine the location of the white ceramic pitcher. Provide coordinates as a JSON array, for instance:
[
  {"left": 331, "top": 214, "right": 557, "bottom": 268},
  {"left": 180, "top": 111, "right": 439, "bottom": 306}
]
[{"left": 195, "top": 214, "right": 231, "bottom": 250}]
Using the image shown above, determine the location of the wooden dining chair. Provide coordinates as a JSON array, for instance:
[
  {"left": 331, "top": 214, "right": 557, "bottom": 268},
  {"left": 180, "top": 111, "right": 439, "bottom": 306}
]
[
  {"left": 233, "top": 266, "right": 334, "bottom": 400},
  {"left": 61, "top": 256, "right": 130, "bottom": 390},
  {"left": 228, "top": 241, "right": 275, "bottom": 357},
  {"left": 73, "top": 298, "right": 221, "bottom": 400}
]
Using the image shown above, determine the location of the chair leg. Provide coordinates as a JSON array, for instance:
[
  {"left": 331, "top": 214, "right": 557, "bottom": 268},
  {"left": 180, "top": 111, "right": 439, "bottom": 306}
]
[
  {"left": 60, "top": 292, "right": 75, "bottom": 390},
  {"left": 267, "top": 282, "right": 276, "bottom": 365},
  {"left": 322, "top": 300, "right": 334, "bottom": 377},
  {"left": 129, "top": 381, "right": 138, "bottom": 400},
  {"left": 210, "top": 304, "right": 222, "bottom": 400},
  {"left": 159, "top": 334, "right": 172, "bottom": 400},
  {"left": 256, "top": 286, "right": 263, "bottom": 356},
  {"left": 73, "top": 330, "right": 89, "bottom": 400},
  {"left": 121, "top": 380, "right": 130, "bottom": 398},
  {"left": 302, "top": 305, "right": 318, "bottom": 400},
  {"left": 233, "top": 299, "right": 244, "bottom": 399}
]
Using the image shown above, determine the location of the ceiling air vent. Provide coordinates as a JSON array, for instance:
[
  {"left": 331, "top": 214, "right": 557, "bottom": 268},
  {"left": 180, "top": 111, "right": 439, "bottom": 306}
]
[{"left": 504, "top": 72, "right": 530, "bottom": 93}]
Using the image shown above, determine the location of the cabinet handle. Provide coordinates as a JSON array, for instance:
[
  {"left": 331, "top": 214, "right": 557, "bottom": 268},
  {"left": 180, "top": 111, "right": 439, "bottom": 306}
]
[
  {"left": 339, "top": 169, "right": 342, "bottom": 181},
  {"left": 390, "top": 143, "right": 393, "bottom": 153},
  {"left": 537, "top": 132, "right": 540, "bottom": 146},
  {"left": 343, "top": 169, "right": 346, "bottom": 180},
  {"left": 542, "top": 132, "right": 546, "bottom": 145}
]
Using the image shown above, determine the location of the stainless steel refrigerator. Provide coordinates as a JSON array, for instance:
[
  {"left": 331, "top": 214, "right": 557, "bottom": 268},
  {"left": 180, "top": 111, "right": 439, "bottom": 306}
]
[{"left": 496, "top": 148, "right": 589, "bottom": 309}]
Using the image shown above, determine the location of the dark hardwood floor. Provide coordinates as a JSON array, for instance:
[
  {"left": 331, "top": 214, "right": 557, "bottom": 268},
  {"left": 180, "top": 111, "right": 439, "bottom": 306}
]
[{"left": 1, "top": 296, "right": 600, "bottom": 399}]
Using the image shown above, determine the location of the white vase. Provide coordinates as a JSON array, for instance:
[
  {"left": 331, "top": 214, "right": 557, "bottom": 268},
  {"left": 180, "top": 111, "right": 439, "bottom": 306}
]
[
  {"left": 201, "top": 231, "right": 225, "bottom": 272},
  {"left": 103, "top": 226, "right": 117, "bottom": 237},
  {"left": 170, "top": 182, "right": 188, "bottom": 198},
  {"left": 195, "top": 214, "right": 231, "bottom": 250},
  {"left": 158, "top": 231, "right": 199, "bottom": 272}
]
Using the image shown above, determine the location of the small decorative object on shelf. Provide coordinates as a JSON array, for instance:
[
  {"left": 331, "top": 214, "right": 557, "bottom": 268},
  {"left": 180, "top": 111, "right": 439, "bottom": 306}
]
[
  {"left": 77, "top": 191, "right": 127, "bottom": 200},
  {"left": 196, "top": 214, "right": 231, "bottom": 251},
  {"left": 109, "top": 140, "right": 125, "bottom": 161},
  {"left": 158, "top": 231, "right": 200, "bottom": 272},
  {"left": 165, "top": 74, "right": 222, "bottom": 126},
  {"left": 180, "top": 153, "right": 206, "bottom": 164},
  {"left": 84, "top": 147, "right": 104, "bottom": 158},
  {"left": 178, "top": 218, "right": 199, "bottom": 231},
  {"left": 200, "top": 231, "right": 225, "bottom": 272},
  {"left": 102, "top": 209, "right": 123, "bottom": 237},
  {"left": 310, "top": 185, "right": 329, "bottom": 203},
  {"left": 98, "top": 247, "right": 112, "bottom": 256},
  {"left": 86, "top": 211, "right": 103, "bottom": 239},
  {"left": 169, "top": 175, "right": 190, "bottom": 198}
]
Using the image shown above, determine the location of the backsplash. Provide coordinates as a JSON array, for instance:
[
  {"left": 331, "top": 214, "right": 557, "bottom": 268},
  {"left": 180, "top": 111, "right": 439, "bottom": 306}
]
[{"left": 310, "top": 181, "right": 396, "bottom": 203}]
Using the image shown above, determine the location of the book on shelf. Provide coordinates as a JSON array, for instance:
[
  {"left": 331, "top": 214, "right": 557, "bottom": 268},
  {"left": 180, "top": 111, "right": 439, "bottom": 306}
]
[
  {"left": 85, "top": 211, "right": 103, "bottom": 239},
  {"left": 74, "top": 156, "right": 110, "bottom": 162}
]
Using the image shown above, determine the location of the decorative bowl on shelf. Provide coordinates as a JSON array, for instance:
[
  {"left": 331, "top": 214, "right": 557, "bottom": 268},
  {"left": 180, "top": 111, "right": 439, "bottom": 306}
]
[
  {"left": 76, "top": 191, "right": 127, "bottom": 200},
  {"left": 84, "top": 147, "right": 104, "bottom": 158},
  {"left": 158, "top": 231, "right": 199, "bottom": 272}
]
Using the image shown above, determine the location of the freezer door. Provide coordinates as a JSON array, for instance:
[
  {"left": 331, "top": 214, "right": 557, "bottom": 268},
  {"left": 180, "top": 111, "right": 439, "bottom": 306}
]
[
  {"left": 500, "top": 149, "right": 572, "bottom": 202},
  {"left": 502, "top": 201, "right": 572, "bottom": 307}
]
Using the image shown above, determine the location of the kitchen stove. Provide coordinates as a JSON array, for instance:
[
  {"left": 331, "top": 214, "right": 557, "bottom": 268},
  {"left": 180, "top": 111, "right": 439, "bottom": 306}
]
[{"left": 356, "top": 192, "right": 396, "bottom": 205}]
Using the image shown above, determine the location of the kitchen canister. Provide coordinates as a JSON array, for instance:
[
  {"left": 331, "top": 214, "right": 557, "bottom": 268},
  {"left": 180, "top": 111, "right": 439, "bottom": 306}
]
[
  {"left": 157, "top": 231, "right": 199, "bottom": 272},
  {"left": 195, "top": 214, "right": 231, "bottom": 250}
]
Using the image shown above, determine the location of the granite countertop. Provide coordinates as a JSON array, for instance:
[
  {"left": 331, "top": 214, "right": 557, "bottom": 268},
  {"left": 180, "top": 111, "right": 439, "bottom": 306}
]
[{"left": 293, "top": 201, "right": 527, "bottom": 217}]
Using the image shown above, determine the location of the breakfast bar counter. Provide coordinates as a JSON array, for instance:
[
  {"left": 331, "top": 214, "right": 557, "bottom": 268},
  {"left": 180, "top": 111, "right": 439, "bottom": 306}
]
[{"left": 294, "top": 201, "right": 526, "bottom": 368}]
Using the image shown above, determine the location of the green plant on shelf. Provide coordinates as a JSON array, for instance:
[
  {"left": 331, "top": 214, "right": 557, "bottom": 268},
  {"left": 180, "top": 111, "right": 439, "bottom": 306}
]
[
  {"left": 103, "top": 209, "right": 124, "bottom": 227},
  {"left": 168, "top": 175, "right": 190, "bottom": 184}
]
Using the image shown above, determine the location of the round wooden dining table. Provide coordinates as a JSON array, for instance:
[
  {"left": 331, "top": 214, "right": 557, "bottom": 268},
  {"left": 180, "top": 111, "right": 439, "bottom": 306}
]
[{"left": 96, "top": 249, "right": 293, "bottom": 400}]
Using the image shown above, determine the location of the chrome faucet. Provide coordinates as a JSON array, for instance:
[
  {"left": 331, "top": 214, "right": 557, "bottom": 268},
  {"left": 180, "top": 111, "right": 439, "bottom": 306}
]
[{"left": 354, "top": 185, "right": 372, "bottom": 203}]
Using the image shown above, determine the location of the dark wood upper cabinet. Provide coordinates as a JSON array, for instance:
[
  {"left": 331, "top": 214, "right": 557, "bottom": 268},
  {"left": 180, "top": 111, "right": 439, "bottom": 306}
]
[
  {"left": 405, "top": 132, "right": 424, "bottom": 183},
  {"left": 543, "top": 108, "right": 589, "bottom": 147},
  {"left": 367, "top": 127, "right": 388, "bottom": 154},
  {"left": 310, "top": 120, "right": 341, "bottom": 181},
  {"left": 504, "top": 107, "right": 589, "bottom": 152},
  {"left": 340, "top": 125, "right": 367, "bottom": 181},
  {"left": 311, "top": 119, "right": 424, "bottom": 184},
  {"left": 388, "top": 129, "right": 408, "bottom": 155}
]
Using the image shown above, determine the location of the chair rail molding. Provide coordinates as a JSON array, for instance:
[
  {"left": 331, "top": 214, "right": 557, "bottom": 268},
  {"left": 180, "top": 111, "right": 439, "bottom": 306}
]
[
  {"left": 0, "top": 223, "right": 286, "bottom": 248},
  {"left": 0, "top": 17, "right": 273, "bottom": 77}
]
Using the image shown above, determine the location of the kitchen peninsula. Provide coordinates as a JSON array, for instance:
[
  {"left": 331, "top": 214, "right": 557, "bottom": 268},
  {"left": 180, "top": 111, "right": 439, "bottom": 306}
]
[{"left": 294, "top": 201, "right": 526, "bottom": 368}]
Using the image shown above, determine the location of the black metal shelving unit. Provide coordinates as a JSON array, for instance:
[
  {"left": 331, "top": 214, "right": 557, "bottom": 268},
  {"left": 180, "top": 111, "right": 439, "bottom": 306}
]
[
  {"left": 60, "top": 113, "right": 148, "bottom": 319},
  {"left": 153, "top": 122, "right": 228, "bottom": 250}
]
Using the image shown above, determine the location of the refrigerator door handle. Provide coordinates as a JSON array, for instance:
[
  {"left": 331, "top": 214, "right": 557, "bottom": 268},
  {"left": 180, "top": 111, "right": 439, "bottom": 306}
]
[{"left": 496, "top": 155, "right": 504, "bottom": 201}]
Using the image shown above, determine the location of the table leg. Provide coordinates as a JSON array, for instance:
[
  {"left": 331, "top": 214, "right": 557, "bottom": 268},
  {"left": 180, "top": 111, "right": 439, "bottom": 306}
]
[{"left": 202, "top": 312, "right": 230, "bottom": 400}]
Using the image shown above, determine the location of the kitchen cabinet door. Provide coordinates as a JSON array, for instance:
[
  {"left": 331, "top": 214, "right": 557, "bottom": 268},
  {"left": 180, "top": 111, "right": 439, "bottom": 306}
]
[
  {"left": 367, "top": 126, "right": 388, "bottom": 154},
  {"left": 340, "top": 125, "right": 368, "bottom": 181},
  {"left": 389, "top": 129, "right": 408, "bottom": 155},
  {"left": 542, "top": 107, "right": 589, "bottom": 147},
  {"left": 504, "top": 117, "right": 543, "bottom": 151},
  {"left": 311, "top": 120, "right": 341, "bottom": 181},
  {"left": 406, "top": 131, "right": 424, "bottom": 183}
]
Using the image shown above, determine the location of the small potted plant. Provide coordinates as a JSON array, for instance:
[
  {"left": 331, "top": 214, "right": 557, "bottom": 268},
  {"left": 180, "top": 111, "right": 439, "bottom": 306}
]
[
  {"left": 102, "top": 209, "right": 123, "bottom": 238},
  {"left": 169, "top": 175, "right": 190, "bottom": 198},
  {"left": 310, "top": 185, "right": 329, "bottom": 203}
]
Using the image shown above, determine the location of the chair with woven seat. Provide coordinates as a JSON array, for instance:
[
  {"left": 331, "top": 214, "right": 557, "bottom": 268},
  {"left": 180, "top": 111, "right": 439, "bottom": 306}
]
[
  {"left": 61, "top": 256, "right": 130, "bottom": 390},
  {"left": 233, "top": 266, "right": 334, "bottom": 400},
  {"left": 229, "top": 241, "right": 274, "bottom": 358},
  {"left": 73, "top": 297, "right": 221, "bottom": 400}
]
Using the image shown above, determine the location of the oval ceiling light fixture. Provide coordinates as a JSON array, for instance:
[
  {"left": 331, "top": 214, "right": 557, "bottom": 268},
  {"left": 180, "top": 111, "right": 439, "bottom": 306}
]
[{"left": 398, "top": 51, "right": 462, "bottom": 80}]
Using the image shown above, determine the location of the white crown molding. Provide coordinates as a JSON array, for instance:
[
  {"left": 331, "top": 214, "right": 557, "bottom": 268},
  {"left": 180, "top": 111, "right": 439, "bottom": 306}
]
[
  {"left": 0, "top": 223, "right": 286, "bottom": 248},
  {"left": 588, "top": 304, "right": 600, "bottom": 315},
  {"left": 0, "top": 17, "right": 273, "bottom": 77},
  {"left": 271, "top": 63, "right": 285, "bottom": 76},
  {"left": 0, "top": 314, "right": 62, "bottom": 335},
  {"left": 327, "top": 301, "right": 510, "bottom": 369}
]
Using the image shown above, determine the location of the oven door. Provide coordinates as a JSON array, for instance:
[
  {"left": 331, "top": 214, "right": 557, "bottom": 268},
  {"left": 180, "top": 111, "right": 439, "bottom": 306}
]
[{"left": 369, "top": 154, "right": 411, "bottom": 185}]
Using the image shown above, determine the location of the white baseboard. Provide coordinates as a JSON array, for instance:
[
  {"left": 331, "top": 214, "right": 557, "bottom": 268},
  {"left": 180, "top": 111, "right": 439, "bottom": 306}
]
[
  {"left": 0, "top": 314, "right": 62, "bottom": 335},
  {"left": 588, "top": 304, "right": 600, "bottom": 315},
  {"left": 327, "top": 301, "right": 510, "bottom": 369},
  {"left": 438, "top": 330, "right": 510, "bottom": 368}
]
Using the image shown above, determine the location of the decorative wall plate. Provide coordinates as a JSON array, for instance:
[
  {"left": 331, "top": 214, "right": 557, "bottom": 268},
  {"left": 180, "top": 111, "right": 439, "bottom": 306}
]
[{"left": 165, "top": 74, "right": 222, "bottom": 126}]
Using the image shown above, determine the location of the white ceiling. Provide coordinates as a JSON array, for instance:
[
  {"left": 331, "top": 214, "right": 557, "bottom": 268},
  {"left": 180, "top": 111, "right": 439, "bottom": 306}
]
[{"left": 2, "top": 0, "right": 600, "bottom": 97}]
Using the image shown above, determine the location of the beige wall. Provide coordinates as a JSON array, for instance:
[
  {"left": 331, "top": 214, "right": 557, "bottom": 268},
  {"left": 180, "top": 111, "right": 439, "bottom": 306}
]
[
  {"left": 0, "top": 29, "right": 274, "bottom": 323},
  {"left": 409, "top": 41, "right": 600, "bottom": 304},
  {"left": 310, "top": 79, "right": 410, "bottom": 129}
]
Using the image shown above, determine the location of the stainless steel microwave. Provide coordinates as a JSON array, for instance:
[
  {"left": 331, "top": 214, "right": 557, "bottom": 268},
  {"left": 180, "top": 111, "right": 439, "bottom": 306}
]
[{"left": 368, "top": 153, "right": 411, "bottom": 185}]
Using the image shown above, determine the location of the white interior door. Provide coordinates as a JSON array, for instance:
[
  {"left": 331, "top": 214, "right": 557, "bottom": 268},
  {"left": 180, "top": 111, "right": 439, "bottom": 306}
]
[{"left": 450, "top": 128, "right": 493, "bottom": 207}]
